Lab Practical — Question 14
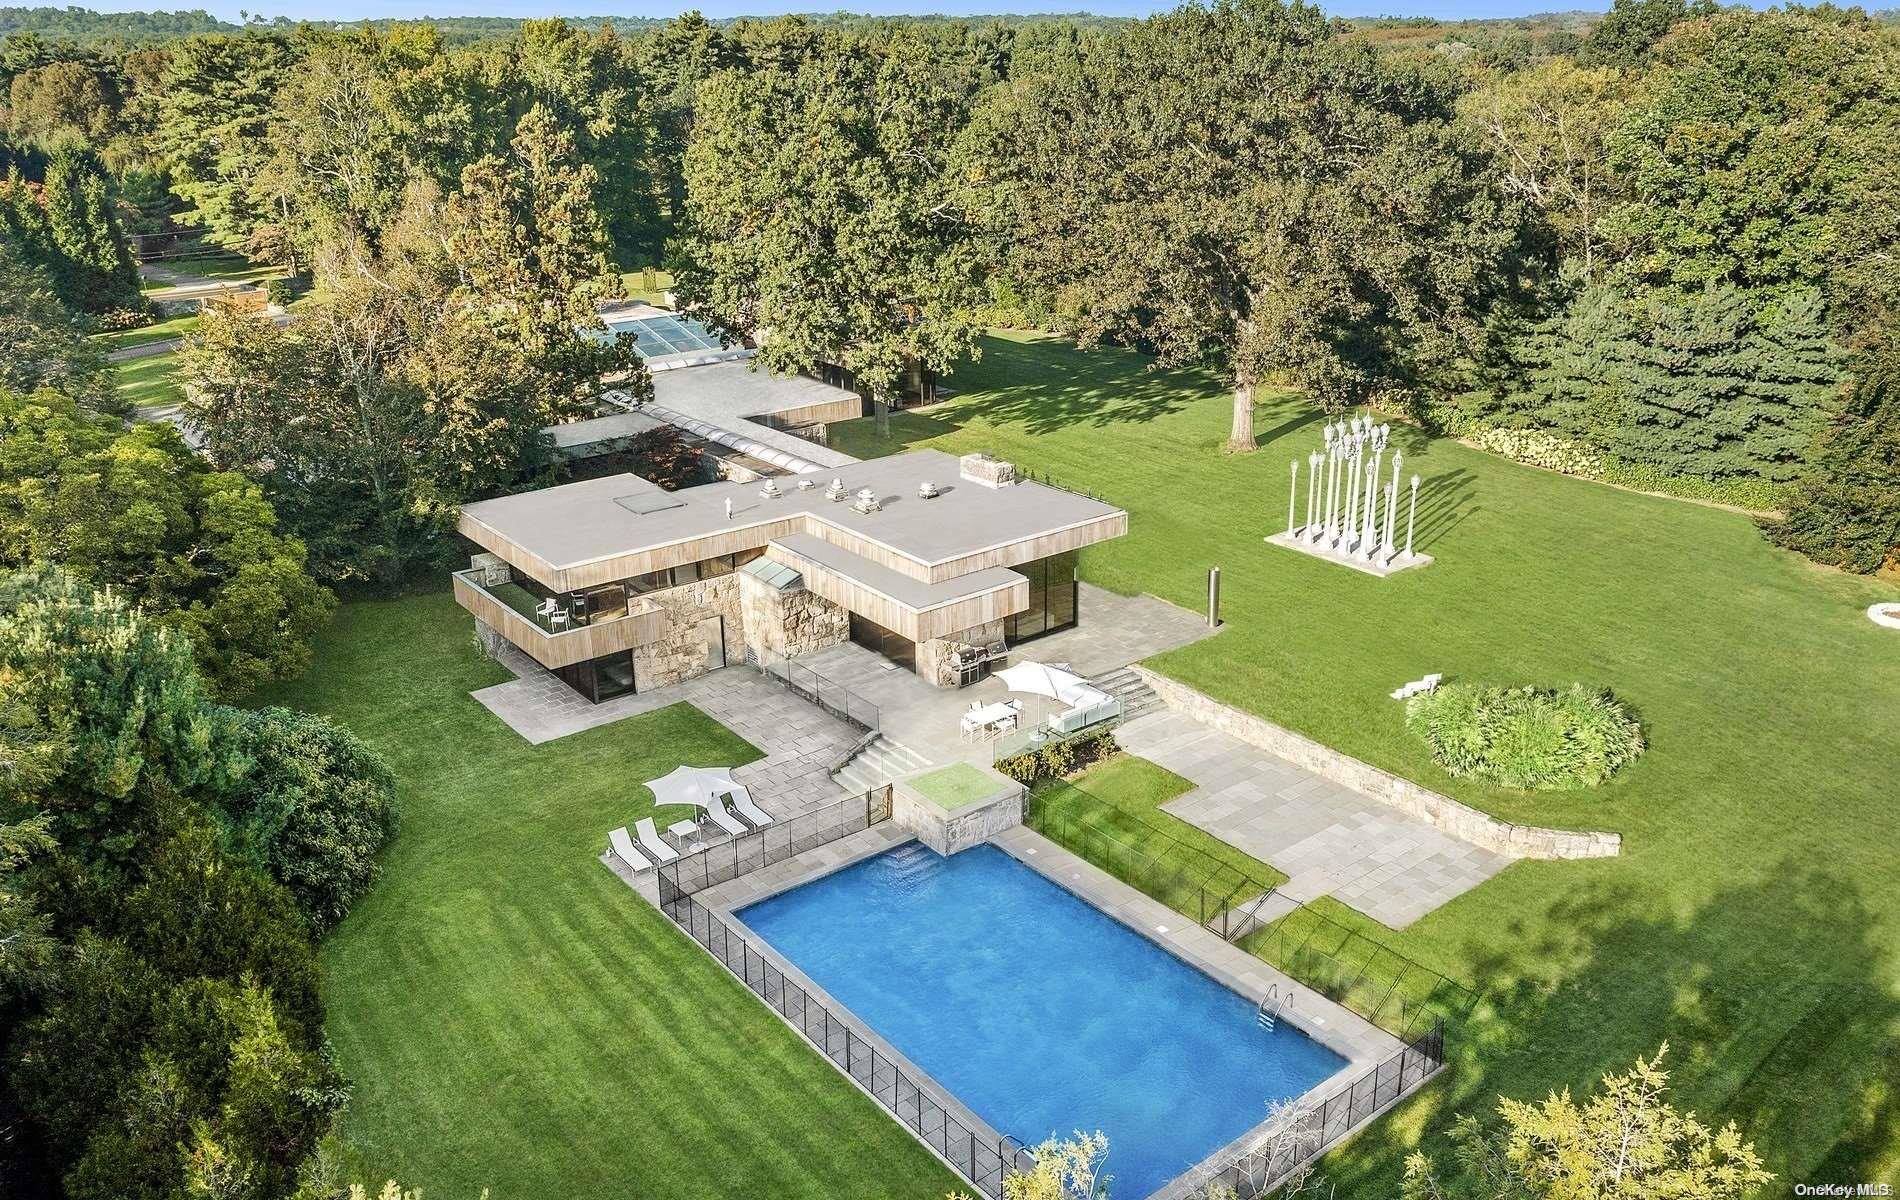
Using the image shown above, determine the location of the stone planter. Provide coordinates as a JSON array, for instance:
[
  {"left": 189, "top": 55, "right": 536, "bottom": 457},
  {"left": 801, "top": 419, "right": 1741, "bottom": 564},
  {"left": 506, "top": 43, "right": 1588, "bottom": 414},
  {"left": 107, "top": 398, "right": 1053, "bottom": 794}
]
[{"left": 892, "top": 764, "right": 1025, "bottom": 856}]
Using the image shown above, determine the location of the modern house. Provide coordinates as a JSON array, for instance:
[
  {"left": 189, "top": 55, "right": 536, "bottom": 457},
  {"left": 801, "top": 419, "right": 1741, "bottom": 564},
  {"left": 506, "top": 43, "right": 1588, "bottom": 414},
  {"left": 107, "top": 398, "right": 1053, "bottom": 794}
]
[{"left": 452, "top": 450, "right": 1128, "bottom": 703}]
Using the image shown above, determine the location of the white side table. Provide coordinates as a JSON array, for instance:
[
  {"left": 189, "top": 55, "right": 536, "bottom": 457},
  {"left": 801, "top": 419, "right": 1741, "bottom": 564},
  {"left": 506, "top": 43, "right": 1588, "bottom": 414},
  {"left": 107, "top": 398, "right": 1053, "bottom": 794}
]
[{"left": 667, "top": 819, "right": 702, "bottom": 853}]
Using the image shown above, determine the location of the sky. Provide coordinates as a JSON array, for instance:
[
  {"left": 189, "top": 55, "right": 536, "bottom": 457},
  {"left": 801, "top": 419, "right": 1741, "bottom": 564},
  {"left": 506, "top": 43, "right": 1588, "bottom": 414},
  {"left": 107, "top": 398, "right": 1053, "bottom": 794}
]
[{"left": 92, "top": 0, "right": 1626, "bottom": 25}]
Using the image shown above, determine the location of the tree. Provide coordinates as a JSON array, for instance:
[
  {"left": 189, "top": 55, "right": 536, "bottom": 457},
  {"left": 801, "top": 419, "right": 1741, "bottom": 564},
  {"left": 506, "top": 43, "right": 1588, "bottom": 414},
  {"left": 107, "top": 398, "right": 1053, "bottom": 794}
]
[
  {"left": 1768, "top": 329, "right": 1900, "bottom": 574},
  {"left": 1402, "top": 1044, "right": 1773, "bottom": 1200},
  {"left": 1576, "top": 0, "right": 1701, "bottom": 72},
  {"left": 1461, "top": 59, "right": 1629, "bottom": 280},
  {"left": 155, "top": 31, "right": 294, "bottom": 249},
  {"left": 7, "top": 58, "right": 117, "bottom": 143},
  {"left": 979, "top": 0, "right": 1518, "bottom": 447},
  {"left": 184, "top": 109, "right": 638, "bottom": 587},
  {"left": 215, "top": 705, "right": 398, "bottom": 933},
  {"left": 950, "top": 1132, "right": 1110, "bottom": 1200},
  {"left": 0, "top": 564, "right": 220, "bottom": 862},
  {"left": 0, "top": 389, "right": 336, "bottom": 695},
  {"left": 1602, "top": 6, "right": 1899, "bottom": 304},
  {"left": 39, "top": 139, "right": 140, "bottom": 311},
  {"left": 675, "top": 23, "right": 984, "bottom": 407},
  {"left": 0, "top": 235, "right": 107, "bottom": 404}
]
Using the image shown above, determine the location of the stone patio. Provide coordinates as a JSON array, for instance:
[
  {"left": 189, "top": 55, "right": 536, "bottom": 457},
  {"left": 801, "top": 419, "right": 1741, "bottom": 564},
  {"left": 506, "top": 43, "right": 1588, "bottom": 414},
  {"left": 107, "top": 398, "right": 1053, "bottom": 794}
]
[
  {"left": 1118, "top": 710, "right": 1512, "bottom": 928},
  {"left": 801, "top": 582, "right": 1219, "bottom": 771},
  {"left": 474, "top": 644, "right": 858, "bottom": 817}
]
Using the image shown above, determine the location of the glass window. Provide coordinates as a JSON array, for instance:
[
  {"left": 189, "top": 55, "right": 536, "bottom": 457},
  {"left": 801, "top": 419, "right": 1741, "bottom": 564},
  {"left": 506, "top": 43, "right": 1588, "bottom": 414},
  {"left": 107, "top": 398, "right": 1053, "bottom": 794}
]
[{"left": 699, "top": 554, "right": 736, "bottom": 580}]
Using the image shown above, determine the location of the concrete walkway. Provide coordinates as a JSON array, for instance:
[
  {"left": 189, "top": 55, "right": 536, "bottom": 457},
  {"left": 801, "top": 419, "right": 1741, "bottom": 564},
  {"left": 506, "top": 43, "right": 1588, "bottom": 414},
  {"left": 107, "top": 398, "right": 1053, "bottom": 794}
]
[{"left": 1118, "top": 710, "right": 1511, "bottom": 928}]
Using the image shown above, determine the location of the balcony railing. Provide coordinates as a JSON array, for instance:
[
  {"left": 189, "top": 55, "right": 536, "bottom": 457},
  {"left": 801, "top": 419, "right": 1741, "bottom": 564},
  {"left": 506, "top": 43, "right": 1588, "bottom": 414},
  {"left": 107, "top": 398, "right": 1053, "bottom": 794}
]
[{"left": 452, "top": 569, "right": 667, "bottom": 669}]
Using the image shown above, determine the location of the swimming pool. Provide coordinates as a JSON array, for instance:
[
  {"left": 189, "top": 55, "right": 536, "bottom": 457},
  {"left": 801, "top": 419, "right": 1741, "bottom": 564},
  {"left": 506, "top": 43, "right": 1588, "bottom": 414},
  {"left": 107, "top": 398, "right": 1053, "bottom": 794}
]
[{"left": 737, "top": 842, "right": 1348, "bottom": 1199}]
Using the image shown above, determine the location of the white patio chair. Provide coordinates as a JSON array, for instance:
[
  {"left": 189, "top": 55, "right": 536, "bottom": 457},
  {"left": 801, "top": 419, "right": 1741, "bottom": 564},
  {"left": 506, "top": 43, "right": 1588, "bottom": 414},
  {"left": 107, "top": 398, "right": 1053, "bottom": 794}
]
[
  {"left": 608, "top": 827, "right": 650, "bottom": 872},
  {"left": 702, "top": 794, "right": 747, "bottom": 836},
  {"left": 725, "top": 786, "right": 773, "bottom": 829},
  {"left": 634, "top": 817, "right": 679, "bottom": 864}
]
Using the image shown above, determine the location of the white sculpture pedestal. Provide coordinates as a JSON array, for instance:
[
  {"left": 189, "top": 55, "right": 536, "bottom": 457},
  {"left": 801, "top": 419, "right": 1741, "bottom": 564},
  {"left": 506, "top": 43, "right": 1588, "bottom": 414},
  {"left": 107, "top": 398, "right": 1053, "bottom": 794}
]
[{"left": 1265, "top": 528, "right": 1433, "bottom": 577}]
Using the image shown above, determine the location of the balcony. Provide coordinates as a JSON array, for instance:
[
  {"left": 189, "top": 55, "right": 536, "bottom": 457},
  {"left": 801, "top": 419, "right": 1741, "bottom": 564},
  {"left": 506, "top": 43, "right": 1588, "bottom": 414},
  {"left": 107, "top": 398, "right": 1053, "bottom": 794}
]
[{"left": 452, "top": 569, "right": 668, "bottom": 670}]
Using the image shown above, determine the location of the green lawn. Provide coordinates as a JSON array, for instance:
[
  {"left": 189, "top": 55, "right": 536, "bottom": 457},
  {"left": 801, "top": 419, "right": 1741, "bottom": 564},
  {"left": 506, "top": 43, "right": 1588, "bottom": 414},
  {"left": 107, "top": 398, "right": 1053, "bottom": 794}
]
[
  {"left": 112, "top": 352, "right": 184, "bottom": 410},
  {"left": 832, "top": 332, "right": 1900, "bottom": 1189},
  {"left": 141, "top": 254, "right": 282, "bottom": 288},
  {"left": 92, "top": 312, "right": 200, "bottom": 351},
  {"left": 252, "top": 595, "right": 959, "bottom": 1199},
  {"left": 1028, "top": 753, "right": 1285, "bottom": 922}
]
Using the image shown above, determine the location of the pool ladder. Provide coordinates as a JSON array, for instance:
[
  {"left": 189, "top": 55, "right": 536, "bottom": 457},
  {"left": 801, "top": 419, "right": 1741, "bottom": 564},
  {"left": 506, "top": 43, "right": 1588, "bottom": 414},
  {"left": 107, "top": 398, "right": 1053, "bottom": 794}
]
[{"left": 1256, "top": 985, "right": 1291, "bottom": 1032}]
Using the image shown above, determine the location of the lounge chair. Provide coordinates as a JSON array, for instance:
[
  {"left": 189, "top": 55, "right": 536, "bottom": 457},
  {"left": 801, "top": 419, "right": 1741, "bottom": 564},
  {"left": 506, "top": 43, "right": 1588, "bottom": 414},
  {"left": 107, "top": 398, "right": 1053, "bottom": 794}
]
[
  {"left": 724, "top": 785, "right": 773, "bottom": 829},
  {"left": 608, "top": 827, "right": 650, "bottom": 872},
  {"left": 635, "top": 817, "right": 680, "bottom": 864},
  {"left": 701, "top": 794, "right": 747, "bottom": 836}
]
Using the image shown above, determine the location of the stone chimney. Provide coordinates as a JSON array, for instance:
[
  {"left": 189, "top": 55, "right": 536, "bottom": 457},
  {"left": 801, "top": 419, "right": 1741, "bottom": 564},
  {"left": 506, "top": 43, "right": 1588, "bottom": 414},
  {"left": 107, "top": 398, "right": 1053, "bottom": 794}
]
[{"left": 958, "top": 453, "right": 1016, "bottom": 489}]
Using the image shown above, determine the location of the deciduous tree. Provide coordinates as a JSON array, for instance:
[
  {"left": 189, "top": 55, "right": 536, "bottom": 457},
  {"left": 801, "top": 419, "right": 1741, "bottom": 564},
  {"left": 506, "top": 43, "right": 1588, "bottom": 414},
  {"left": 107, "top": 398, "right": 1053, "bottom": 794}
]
[
  {"left": 980, "top": 0, "right": 1518, "bottom": 445},
  {"left": 1402, "top": 1044, "right": 1773, "bottom": 1200},
  {"left": 676, "top": 23, "right": 984, "bottom": 406}
]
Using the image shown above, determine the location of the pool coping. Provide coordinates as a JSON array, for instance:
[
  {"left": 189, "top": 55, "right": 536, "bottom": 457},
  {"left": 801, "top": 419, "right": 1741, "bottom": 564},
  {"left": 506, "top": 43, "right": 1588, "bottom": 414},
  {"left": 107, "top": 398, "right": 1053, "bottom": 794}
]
[{"left": 675, "top": 821, "right": 1423, "bottom": 1199}]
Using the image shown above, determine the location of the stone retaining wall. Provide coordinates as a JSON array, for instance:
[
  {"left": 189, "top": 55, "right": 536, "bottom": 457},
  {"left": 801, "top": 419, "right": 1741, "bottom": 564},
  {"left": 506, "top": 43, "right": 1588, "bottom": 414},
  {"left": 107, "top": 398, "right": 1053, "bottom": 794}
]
[{"left": 1130, "top": 667, "right": 1621, "bottom": 860}]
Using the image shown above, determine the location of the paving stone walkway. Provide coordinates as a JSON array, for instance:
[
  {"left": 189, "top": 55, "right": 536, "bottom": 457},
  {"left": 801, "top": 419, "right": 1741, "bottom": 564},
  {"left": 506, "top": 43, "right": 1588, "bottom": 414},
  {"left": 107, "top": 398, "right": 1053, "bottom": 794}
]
[
  {"left": 1118, "top": 711, "right": 1512, "bottom": 928},
  {"left": 474, "top": 645, "right": 857, "bottom": 817}
]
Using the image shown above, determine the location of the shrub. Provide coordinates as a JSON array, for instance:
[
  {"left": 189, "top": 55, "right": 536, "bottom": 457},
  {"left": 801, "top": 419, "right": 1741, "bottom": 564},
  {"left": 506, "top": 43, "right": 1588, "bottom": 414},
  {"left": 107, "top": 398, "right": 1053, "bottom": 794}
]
[
  {"left": 1405, "top": 682, "right": 1644, "bottom": 790},
  {"left": 995, "top": 728, "right": 1117, "bottom": 784},
  {"left": 264, "top": 276, "right": 297, "bottom": 308},
  {"left": 1468, "top": 426, "right": 1603, "bottom": 477},
  {"left": 215, "top": 706, "right": 399, "bottom": 932}
]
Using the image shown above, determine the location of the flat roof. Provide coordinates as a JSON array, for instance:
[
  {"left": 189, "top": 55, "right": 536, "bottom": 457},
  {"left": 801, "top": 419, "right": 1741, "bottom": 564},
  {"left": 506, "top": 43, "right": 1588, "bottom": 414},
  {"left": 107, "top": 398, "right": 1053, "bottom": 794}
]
[
  {"left": 770, "top": 533, "right": 1024, "bottom": 611},
  {"left": 459, "top": 449, "right": 1122, "bottom": 576}
]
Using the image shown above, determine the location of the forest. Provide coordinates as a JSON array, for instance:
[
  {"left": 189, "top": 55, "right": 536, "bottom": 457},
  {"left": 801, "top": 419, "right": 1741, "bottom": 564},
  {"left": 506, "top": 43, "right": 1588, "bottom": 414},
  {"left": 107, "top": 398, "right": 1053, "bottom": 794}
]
[{"left": 0, "top": 1, "right": 1896, "bottom": 1197}]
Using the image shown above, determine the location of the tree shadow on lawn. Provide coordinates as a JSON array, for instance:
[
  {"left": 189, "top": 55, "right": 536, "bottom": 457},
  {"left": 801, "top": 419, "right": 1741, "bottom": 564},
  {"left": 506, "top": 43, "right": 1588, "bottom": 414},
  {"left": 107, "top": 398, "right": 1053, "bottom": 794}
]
[
  {"left": 1326, "top": 863, "right": 1900, "bottom": 1191},
  {"left": 946, "top": 335, "right": 1216, "bottom": 437}
]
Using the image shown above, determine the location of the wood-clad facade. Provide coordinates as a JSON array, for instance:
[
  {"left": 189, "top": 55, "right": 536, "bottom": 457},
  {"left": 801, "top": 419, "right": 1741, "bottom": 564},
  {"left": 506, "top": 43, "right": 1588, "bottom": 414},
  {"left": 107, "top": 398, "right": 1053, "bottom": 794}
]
[{"left": 452, "top": 571, "right": 668, "bottom": 670}]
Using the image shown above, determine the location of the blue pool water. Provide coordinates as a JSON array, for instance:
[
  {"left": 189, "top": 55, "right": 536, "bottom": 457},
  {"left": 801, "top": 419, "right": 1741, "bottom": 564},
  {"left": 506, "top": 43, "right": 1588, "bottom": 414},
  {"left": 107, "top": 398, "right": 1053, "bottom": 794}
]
[{"left": 737, "top": 842, "right": 1347, "bottom": 1199}]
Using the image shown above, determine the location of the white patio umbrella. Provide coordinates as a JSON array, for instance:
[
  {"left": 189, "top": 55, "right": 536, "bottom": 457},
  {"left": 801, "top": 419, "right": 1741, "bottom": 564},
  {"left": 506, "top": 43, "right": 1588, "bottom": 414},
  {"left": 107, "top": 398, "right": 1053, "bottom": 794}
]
[
  {"left": 645, "top": 764, "right": 738, "bottom": 810},
  {"left": 996, "top": 661, "right": 1093, "bottom": 705}
]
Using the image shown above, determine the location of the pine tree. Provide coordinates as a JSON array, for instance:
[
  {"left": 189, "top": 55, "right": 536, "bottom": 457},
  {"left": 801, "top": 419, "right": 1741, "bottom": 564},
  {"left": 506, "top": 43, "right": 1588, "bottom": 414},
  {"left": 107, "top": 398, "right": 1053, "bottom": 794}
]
[
  {"left": 1738, "top": 288, "right": 1844, "bottom": 481},
  {"left": 40, "top": 143, "right": 141, "bottom": 314},
  {"left": 1517, "top": 284, "right": 1635, "bottom": 445},
  {"left": 1768, "top": 330, "right": 1900, "bottom": 573},
  {"left": 1600, "top": 285, "right": 1752, "bottom": 479}
]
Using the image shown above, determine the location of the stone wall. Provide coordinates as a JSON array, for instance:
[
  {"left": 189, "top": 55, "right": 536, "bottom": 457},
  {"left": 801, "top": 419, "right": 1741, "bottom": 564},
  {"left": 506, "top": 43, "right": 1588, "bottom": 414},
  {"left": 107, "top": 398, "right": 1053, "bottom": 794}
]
[
  {"left": 1131, "top": 667, "right": 1622, "bottom": 860},
  {"left": 737, "top": 570, "right": 849, "bottom": 662},
  {"left": 893, "top": 775, "right": 1025, "bottom": 856},
  {"left": 631, "top": 575, "right": 743, "bottom": 689},
  {"left": 918, "top": 618, "right": 1005, "bottom": 688}
]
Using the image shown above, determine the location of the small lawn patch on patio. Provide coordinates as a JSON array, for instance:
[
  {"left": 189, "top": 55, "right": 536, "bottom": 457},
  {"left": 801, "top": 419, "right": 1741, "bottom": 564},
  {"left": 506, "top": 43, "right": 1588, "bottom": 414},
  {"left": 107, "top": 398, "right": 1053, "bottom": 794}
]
[{"left": 906, "top": 762, "right": 1007, "bottom": 810}]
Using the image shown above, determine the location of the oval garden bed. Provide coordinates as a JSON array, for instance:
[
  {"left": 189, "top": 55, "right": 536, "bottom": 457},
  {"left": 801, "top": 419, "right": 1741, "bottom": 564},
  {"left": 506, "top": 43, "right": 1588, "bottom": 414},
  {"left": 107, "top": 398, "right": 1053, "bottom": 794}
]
[{"left": 1405, "top": 682, "right": 1645, "bottom": 791}]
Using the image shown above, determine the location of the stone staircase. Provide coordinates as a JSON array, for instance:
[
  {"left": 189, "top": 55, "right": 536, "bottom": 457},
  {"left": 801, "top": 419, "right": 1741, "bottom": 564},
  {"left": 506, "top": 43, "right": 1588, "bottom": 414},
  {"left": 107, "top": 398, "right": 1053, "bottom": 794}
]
[
  {"left": 1093, "top": 667, "right": 1163, "bottom": 723},
  {"left": 834, "top": 734, "right": 934, "bottom": 794}
]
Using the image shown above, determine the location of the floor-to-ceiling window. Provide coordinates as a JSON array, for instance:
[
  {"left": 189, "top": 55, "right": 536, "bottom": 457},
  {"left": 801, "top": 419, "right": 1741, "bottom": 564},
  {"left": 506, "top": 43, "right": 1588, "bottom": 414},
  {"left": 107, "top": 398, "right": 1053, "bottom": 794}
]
[
  {"left": 1006, "top": 550, "right": 1080, "bottom": 645},
  {"left": 850, "top": 613, "right": 916, "bottom": 671},
  {"left": 554, "top": 652, "right": 638, "bottom": 703}
]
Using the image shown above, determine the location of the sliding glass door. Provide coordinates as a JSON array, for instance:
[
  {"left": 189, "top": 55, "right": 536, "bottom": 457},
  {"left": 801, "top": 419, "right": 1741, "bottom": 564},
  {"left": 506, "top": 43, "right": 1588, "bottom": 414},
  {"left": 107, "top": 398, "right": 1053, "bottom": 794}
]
[{"left": 1006, "top": 550, "right": 1080, "bottom": 645}]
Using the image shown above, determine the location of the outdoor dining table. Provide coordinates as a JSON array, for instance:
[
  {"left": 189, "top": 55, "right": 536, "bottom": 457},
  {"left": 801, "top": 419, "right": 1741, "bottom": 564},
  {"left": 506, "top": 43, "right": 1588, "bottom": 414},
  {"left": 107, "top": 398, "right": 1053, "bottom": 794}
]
[{"left": 960, "top": 699, "right": 1022, "bottom": 739}]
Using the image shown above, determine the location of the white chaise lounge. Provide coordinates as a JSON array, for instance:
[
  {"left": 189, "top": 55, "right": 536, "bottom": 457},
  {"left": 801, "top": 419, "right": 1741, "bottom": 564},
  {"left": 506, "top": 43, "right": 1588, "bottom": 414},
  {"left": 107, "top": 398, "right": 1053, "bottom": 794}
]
[
  {"left": 634, "top": 817, "right": 680, "bottom": 863},
  {"left": 702, "top": 794, "right": 747, "bottom": 836},
  {"left": 608, "top": 826, "right": 651, "bottom": 872},
  {"left": 724, "top": 785, "right": 773, "bottom": 829}
]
